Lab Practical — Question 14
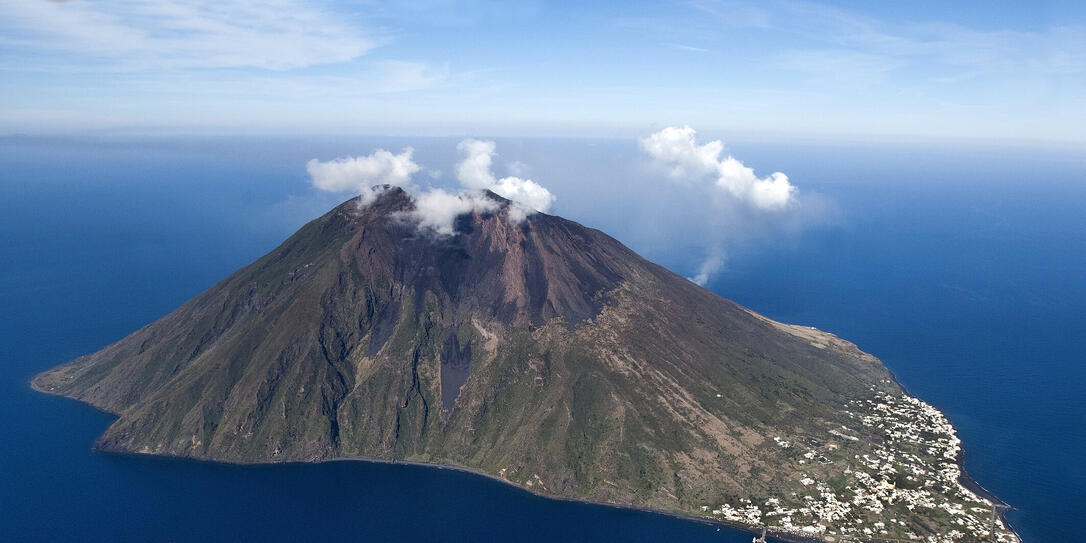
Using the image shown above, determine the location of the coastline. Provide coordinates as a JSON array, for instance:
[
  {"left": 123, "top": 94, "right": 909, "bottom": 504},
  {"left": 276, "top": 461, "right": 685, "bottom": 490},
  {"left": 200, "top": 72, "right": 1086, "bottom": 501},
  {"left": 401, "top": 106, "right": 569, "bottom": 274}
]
[
  {"left": 958, "top": 458, "right": 1016, "bottom": 532},
  {"left": 29, "top": 377, "right": 122, "bottom": 416},
  {"left": 29, "top": 371, "right": 1021, "bottom": 543},
  {"left": 328, "top": 456, "right": 829, "bottom": 543},
  {"left": 85, "top": 446, "right": 830, "bottom": 543},
  {"left": 877, "top": 366, "right": 1020, "bottom": 539},
  {"left": 30, "top": 383, "right": 783, "bottom": 540}
]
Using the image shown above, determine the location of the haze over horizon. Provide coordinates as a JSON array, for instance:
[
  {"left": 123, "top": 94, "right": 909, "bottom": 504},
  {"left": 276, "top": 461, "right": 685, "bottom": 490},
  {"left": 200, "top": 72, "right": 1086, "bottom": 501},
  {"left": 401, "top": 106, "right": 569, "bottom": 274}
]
[{"left": 2, "top": 0, "right": 1084, "bottom": 145}]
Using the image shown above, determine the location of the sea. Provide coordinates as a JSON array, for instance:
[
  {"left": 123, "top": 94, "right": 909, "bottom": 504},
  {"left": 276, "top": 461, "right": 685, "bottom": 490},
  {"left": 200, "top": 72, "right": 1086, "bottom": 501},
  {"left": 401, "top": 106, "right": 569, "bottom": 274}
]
[{"left": 0, "top": 135, "right": 1082, "bottom": 542}]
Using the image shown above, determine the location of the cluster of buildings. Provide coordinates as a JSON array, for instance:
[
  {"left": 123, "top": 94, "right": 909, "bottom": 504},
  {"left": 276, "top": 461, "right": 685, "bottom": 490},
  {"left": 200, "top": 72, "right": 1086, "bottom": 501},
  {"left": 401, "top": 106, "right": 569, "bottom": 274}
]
[{"left": 700, "top": 389, "right": 1019, "bottom": 543}]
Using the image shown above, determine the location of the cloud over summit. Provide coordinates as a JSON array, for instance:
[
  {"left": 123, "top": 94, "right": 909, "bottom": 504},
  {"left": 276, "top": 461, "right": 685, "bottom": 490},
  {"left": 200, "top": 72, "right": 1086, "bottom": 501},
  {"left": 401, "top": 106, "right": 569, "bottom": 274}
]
[
  {"left": 306, "top": 138, "right": 556, "bottom": 234},
  {"left": 456, "top": 138, "right": 555, "bottom": 221},
  {"left": 411, "top": 189, "right": 499, "bottom": 236},
  {"left": 306, "top": 148, "right": 421, "bottom": 205}
]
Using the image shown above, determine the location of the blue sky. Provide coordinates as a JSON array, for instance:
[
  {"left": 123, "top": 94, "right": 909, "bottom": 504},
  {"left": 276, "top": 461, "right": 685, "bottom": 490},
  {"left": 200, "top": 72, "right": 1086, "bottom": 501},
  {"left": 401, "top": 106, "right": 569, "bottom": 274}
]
[{"left": 1, "top": 0, "right": 1084, "bottom": 144}]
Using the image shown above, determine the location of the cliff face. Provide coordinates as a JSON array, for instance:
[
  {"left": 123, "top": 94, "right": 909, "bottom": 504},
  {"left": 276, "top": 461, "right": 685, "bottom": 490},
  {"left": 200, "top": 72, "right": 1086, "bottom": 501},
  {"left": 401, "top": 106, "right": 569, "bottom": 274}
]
[{"left": 34, "top": 188, "right": 1015, "bottom": 541}]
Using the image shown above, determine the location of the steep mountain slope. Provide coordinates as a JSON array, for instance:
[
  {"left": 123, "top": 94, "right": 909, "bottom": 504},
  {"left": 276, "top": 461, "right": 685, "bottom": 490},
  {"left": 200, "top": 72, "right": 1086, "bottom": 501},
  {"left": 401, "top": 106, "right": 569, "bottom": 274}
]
[{"left": 33, "top": 188, "right": 1017, "bottom": 542}]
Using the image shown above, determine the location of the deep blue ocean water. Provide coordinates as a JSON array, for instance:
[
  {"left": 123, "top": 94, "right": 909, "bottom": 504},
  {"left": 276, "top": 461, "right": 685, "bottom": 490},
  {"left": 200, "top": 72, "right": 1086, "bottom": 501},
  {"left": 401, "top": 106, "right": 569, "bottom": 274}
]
[{"left": 1, "top": 136, "right": 1082, "bottom": 542}]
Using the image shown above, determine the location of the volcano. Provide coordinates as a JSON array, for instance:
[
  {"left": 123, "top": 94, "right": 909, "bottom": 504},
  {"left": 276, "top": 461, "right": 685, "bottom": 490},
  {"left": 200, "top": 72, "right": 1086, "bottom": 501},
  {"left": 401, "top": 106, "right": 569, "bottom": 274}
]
[{"left": 33, "top": 187, "right": 1017, "bottom": 542}]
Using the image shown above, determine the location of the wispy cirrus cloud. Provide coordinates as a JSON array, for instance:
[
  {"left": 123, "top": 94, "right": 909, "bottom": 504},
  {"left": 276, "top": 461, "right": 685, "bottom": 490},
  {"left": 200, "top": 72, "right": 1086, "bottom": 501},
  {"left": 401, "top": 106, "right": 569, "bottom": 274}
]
[
  {"left": 1, "top": 0, "right": 1082, "bottom": 142},
  {"left": 657, "top": 1, "right": 1086, "bottom": 87},
  {"left": 687, "top": 0, "right": 773, "bottom": 29},
  {"left": 158, "top": 61, "right": 447, "bottom": 98},
  {"left": 774, "top": 2, "right": 1086, "bottom": 82},
  {"left": 367, "top": 60, "right": 451, "bottom": 93},
  {"left": 665, "top": 43, "right": 711, "bottom": 53},
  {"left": 0, "top": 0, "right": 376, "bottom": 71}
]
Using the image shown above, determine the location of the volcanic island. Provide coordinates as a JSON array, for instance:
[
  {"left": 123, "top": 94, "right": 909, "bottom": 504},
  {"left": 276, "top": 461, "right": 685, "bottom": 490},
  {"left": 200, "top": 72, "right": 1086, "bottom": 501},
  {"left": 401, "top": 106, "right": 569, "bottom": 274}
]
[{"left": 34, "top": 188, "right": 1019, "bottom": 543}]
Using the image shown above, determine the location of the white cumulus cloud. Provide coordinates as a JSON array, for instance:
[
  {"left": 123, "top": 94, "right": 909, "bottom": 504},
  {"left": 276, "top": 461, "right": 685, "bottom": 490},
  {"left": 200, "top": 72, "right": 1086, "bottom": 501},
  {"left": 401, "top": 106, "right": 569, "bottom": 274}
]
[
  {"left": 491, "top": 176, "right": 555, "bottom": 222},
  {"left": 306, "top": 148, "right": 421, "bottom": 205},
  {"left": 640, "top": 125, "right": 796, "bottom": 210},
  {"left": 455, "top": 139, "right": 498, "bottom": 189},
  {"left": 455, "top": 138, "right": 555, "bottom": 221},
  {"left": 307, "top": 139, "right": 557, "bottom": 236},
  {"left": 638, "top": 125, "right": 722, "bottom": 179}
]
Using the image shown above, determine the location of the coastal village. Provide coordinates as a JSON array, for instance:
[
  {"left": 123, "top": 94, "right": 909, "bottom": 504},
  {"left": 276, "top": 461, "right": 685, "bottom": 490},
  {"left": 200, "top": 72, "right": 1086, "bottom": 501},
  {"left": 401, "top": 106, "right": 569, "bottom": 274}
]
[{"left": 701, "top": 388, "right": 1019, "bottom": 543}]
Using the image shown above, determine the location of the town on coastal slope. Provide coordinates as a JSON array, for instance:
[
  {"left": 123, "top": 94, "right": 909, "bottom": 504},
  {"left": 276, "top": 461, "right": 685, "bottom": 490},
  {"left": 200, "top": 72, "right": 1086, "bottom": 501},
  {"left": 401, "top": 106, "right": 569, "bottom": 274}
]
[{"left": 701, "top": 387, "right": 1018, "bottom": 543}]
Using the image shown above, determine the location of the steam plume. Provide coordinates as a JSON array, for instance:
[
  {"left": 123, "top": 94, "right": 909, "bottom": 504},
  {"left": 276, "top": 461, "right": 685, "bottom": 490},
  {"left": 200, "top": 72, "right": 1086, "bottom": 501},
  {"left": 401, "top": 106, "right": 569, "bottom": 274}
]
[
  {"left": 307, "top": 139, "right": 557, "bottom": 235},
  {"left": 640, "top": 125, "right": 804, "bottom": 285},
  {"left": 306, "top": 148, "right": 420, "bottom": 205},
  {"left": 456, "top": 138, "right": 555, "bottom": 222}
]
